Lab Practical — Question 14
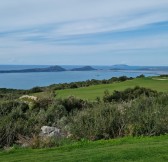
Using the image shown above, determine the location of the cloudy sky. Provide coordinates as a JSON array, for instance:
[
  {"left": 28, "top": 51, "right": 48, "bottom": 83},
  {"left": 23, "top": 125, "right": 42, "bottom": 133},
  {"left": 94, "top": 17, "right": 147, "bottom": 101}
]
[{"left": 0, "top": 0, "right": 168, "bottom": 65}]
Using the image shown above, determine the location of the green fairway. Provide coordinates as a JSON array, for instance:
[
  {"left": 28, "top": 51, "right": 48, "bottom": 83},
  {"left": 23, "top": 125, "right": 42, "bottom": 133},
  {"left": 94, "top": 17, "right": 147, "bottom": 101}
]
[
  {"left": 56, "top": 77, "right": 168, "bottom": 100},
  {"left": 0, "top": 136, "right": 168, "bottom": 162}
]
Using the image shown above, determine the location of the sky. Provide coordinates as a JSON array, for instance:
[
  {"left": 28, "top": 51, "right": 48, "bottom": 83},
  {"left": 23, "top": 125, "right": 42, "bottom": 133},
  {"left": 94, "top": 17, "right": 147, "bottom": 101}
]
[{"left": 0, "top": 0, "right": 168, "bottom": 66}]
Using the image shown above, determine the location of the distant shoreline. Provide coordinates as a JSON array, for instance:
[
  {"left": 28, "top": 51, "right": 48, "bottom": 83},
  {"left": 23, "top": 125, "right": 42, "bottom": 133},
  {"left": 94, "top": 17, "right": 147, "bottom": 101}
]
[
  {"left": 0, "top": 64, "right": 168, "bottom": 74},
  {"left": 0, "top": 65, "right": 96, "bottom": 73}
]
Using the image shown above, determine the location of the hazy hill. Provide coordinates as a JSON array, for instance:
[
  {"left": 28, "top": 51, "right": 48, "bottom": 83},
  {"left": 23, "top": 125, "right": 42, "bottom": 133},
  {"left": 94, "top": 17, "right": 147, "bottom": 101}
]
[
  {"left": 71, "top": 66, "right": 96, "bottom": 71},
  {"left": 0, "top": 65, "right": 66, "bottom": 73}
]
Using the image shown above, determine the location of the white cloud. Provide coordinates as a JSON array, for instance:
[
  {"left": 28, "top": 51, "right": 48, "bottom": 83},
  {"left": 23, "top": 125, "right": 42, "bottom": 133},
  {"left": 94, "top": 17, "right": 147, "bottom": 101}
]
[
  {"left": 0, "top": 0, "right": 168, "bottom": 65},
  {"left": 0, "top": 0, "right": 168, "bottom": 32}
]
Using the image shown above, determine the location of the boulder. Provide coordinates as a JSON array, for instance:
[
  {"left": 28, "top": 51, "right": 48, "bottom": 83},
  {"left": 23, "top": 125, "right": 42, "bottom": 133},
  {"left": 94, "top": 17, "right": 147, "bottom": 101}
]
[
  {"left": 40, "top": 126, "right": 63, "bottom": 138},
  {"left": 20, "top": 95, "right": 37, "bottom": 101}
]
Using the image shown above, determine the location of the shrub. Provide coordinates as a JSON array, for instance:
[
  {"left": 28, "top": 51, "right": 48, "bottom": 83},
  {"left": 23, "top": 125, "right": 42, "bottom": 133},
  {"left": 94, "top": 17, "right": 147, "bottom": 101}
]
[
  {"left": 0, "top": 101, "right": 21, "bottom": 116},
  {"left": 125, "top": 95, "right": 168, "bottom": 136},
  {"left": 68, "top": 103, "right": 127, "bottom": 140},
  {"left": 68, "top": 94, "right": 168, "bottom": 140},
  {"left": 29, "top": 87, "right": 43, "bottom": 93},
  {"left": 103, "top": 86, "right": 159, "bottom": 102},
  {"left": 59, "top": 96, "right": 89, "bottom": 113},
  {"left": 136, "top": 74, "right": 145, "bottom": 78}
]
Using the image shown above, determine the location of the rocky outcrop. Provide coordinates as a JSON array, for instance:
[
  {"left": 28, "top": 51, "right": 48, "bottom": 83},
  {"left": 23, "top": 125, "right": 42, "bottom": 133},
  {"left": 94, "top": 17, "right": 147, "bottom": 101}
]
[
  {"left": 40, "top": 126, "right": 66, "bottom": 138},
  {"left": 19, "top": 95, "right": 38, "bottom": 101}
]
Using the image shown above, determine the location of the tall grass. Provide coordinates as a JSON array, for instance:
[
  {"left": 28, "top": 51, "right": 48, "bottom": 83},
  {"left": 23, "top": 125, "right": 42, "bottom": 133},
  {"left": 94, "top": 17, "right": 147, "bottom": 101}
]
[{"left": 69, "top": 94, "right": 168, "bottom": 140}]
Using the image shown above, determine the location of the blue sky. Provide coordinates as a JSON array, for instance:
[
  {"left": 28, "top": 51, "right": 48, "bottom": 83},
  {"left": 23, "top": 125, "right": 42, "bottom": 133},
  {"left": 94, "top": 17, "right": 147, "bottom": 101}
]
[{"left": 0, "top": 0, "right": 168, "bottom": 65}]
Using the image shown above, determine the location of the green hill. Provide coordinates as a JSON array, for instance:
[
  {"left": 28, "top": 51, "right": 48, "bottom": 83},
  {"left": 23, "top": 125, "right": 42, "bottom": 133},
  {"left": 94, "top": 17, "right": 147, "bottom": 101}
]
[{"left": 56, "top": 77, "right": 168, "bottom": 100}]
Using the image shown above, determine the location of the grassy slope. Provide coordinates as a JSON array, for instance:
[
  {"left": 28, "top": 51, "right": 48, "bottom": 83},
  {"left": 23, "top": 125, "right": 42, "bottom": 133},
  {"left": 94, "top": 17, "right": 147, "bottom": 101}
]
[
  {"left": 0, "top": 136, "right": 168, "bottom": 162},
  {"left": 56, "top": 77, "right": 168, "bottom": 100}
]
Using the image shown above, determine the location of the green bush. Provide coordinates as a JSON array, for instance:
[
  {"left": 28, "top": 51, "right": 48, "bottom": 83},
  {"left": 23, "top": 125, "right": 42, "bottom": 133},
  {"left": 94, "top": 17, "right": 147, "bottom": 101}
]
[
  {"left": 68, "top": 94, "right": 168, "bottom": 140},
  {"left": 59, "top": 96, "right": 89, "bottom": 113},
  {"left": 68, "top": 103, "right": 127, "bottom": 140},
  {"left": 29, "top": 87, "right": 43, "bottom": 93},
  {"left": 103, "top": 86, "right": 159, "bottom": 102},
  {"left": 126, "top": 95, "right": 168, "bottom": 136}
]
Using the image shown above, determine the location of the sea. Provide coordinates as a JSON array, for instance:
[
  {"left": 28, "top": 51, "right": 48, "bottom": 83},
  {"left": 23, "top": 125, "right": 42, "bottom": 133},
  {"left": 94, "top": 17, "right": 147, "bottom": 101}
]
[{"left": 0, "top": 65, "right": 164, "bottom": 90}]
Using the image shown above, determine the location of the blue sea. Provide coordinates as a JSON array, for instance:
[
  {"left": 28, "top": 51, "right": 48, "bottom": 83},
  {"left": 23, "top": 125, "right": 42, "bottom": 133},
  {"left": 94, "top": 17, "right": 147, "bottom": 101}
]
[{"left": 0, "top": 65, "right": 162, "bottom": 89}]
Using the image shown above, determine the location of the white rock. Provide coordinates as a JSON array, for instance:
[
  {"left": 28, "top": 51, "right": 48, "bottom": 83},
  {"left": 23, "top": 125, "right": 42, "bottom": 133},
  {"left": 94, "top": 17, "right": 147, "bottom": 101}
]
[{"left": 40, "top": 126, "right": 61, "bottom": 137}]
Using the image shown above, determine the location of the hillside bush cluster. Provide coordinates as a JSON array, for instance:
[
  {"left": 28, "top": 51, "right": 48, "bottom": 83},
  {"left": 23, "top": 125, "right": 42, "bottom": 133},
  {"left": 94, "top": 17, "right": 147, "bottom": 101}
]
[
  {"left": 46, "top": 76, "right": 133, "bottom": 91},
  {"left": 69, "top": 95, "right": 168, "bottom": 140},
  {"left": 0, "top": 96, "right": 89, "bottom": 148},
  {"left": 103, "top": 86, "right": 159, "bottom": 102},
  {"left": 0, "top": 77, "right": 168, "bottom": 149}
]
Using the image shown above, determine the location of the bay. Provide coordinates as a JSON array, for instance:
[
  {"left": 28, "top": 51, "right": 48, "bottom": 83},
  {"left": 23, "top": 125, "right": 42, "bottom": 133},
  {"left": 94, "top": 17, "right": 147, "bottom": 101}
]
[{"left": 0, "top": 65, "right": 161, "bottom": 89}]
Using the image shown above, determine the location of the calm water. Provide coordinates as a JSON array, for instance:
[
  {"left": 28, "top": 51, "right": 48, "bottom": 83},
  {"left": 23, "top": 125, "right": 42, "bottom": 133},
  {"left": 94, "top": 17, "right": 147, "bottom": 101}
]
[{"left": 0, "top": 65, "right": 159, "bottom": 89}]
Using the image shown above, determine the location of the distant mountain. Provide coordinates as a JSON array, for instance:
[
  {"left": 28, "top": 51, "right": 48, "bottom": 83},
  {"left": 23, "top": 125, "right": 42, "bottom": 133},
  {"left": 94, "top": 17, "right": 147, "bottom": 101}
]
[
  {"left": 110, "top": 64, "right": 130, "bottom": 70},
  {"left": 71, "top": 66, "right": 96, "bottom": 71},
  {"left": 0, "top": 65, "right": 66, "bottom": 73},
  {"left": 1, "top": 65, "right": 168, "bottom": 74},
  {"left": 112, "top": 64, "right": 129, "bottom": 67}
]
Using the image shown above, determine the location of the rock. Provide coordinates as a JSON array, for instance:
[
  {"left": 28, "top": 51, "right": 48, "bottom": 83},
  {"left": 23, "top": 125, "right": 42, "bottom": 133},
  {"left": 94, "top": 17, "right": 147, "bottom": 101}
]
[
  {"left": 20, "top": 95, "right": 37, "bottom": 101},
  {"left": 40, "top": 126, "right": 63, "bottom": 138}
]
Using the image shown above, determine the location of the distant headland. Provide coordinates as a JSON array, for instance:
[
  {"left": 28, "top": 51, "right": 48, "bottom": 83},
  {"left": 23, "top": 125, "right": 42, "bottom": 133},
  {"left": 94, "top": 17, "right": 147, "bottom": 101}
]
[{"left": 0, "top": 65, "right": 96, "bottom": 73}]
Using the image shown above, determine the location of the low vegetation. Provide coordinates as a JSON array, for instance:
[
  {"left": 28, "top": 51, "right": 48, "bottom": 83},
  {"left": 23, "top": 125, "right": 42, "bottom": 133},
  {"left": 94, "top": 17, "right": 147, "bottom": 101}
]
[
  {"left": 0, "top": 136, "right": 168, "bottom": 162},
  {"left": 0, "top": 75, "right": 168, "bottom": 161}
]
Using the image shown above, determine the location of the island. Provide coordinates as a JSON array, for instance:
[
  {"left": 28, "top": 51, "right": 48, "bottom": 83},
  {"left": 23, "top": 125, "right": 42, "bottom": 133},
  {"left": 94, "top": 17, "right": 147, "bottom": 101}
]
[
  {"left": 0, "top": 65, "right": 97, "bottom": 73},
  {"left": 0, "top": 65, "right": 66, "bottom": 73},
  {"left": 71, "top": 66, "right": 96, "bottom": 71}
]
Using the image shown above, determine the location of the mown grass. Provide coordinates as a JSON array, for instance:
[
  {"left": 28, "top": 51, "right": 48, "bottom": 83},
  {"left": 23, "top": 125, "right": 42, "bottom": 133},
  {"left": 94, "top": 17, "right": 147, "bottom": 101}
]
[
  {"left": 0, "top": 135, "right": 168, "bottom": 162},
  {"left": 56, "top": 77, "right": 168, "bottom": 100}
]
